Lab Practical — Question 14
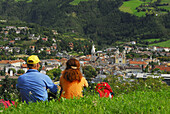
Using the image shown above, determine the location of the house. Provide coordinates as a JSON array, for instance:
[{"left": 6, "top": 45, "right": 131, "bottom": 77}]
[
  {"left": 0, "top": 59, "right": 26, "bottom": 68},
  {"left": 7, "top": 48, "right": 13, "bottom": 53},
  {"left": 0, "top": 59, "right": 26, "bottom": 76},
  {"left": 51, "top": 46, "right": 57, "bottom": 50},
  {"left": 29, "top": 46, "right": 35, "bottom": 51},
  {"left": 124, "top": 46, "right": 132, "bottom": 53},
  {"left": 15, "top": 37, "right": 21, "bottom": 40},
  {"left": 125, "top": 66, "right": 142, "bottom": 73},
  {"left": 40, "top": 66, "right": 46, "bottom": 74},
  {"left": 131, "top": 41, "right": 136, "bottom": 45},
  {"left": 6, "top": 26, "right": 17, "bottom": 30},
  {"left": 52, "top": 38, "right": 56, "bottom": 42},
  {"left": 60, "top": 58, "right": 68, "bottom": 65},
  {"left": 9, "top": 59, "right": 26, "bottom": 67},
  {"left": 154, "top": 65, "right": 170, "bottom": 72},
  {"left": 3, "top": 38, "right": 8, "bottom": 41},
  {"left": 9, "top": 40, "right": 15, "bottom": 45},
  {"left": 46, "top": 50, "right": 51, "bottom": 54},
  {"left": 69, "top": 42, "right": 74, "bottom": 50},
  {"left": 157, "top": 47, "right": 164, "bottom": 52},
  {"left": 42, "top": 37, "right": 48, "bottom": 41},
  {"left": 52, "top": 30, "right": 58, "bottom": 35},
  {"left": 105, "top": 47, "right": 116, "bottom": 52},
  {"left": 129, "top": 61, "right": 147, "bottom": 68},
  {"left": 41, "top": 59, "right": 61, "bottom": 66},
  {"left": 0, "top": 20, "right": 7, "bottom": 23},
  {"left": 163, "top": 47, "right": 170, "bottom": 52},
  {"left": 45, "top": 65, "right": 58, "bottom": 71},
  {"left": 16, "top": 30, "right": 20, "bottom": 34},
  {"left": 18, "top": 26, "right": 28, "bottom": 30},
  {"left": 21, "top": 64, "right": 28, "bottom": 73}
]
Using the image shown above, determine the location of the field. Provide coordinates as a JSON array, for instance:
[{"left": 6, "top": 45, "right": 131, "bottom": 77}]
[
  {"left": 143, "top": 38, "right": 160, "bottom": 42},
  {"left": 14, "top": 54, "right": 29, "bottom": 58},
  {"left": 15, "top": 0, "right": 32, "bottom": 3},
  {"left": 119, "top": 0, "right": 146, "bottom": 17},
  {"left": 3, "top": 89, "right": 170, "bottom": 113},
  {"left": 119, "top": 0, "right": 170, "bottom": 16},
  {"left": 73, "top": 38, "right": 86, "bottom": 41},
  {"left": 14, "top": 40, "right": 37, "bottom": 47},
  {"left": 149, "top": 40, "right": 170, "bottom": 47},
  {"left": 70, "top": 0, "right": 89, "bottom": 5},
  {"left": 0, "top": 41, "right": 8, "bottom": 45},
  {"left": 158, "top": 0, "right": 170, "bottom": 11}
]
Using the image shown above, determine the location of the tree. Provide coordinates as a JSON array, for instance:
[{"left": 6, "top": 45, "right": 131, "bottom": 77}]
[
  {"left": 26, "top": 48, "right": 33, "bottom": 55},
  {"left": 53, "top": 68, "right": 62, "bottom": 81},
  {"left": 8, "top": 68, "right": 16, "bottom": 75},
  {"left": 82, "top": 66, "right": 97, "bottom": 81},
  {"left": 46, "top": 68, "right": 61, "bottom": 80},
  {"left": 17, "top": 69, "right": 25, "bottom": 74}
]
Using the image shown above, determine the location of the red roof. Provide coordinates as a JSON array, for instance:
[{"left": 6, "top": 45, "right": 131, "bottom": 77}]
[
  {"left": 154, "top": 65, "right": 170, "bottom": 72},
  {"left": 21, "top": 64, "right": 27, "bottom": 68},
  {"left": 129, "top": 61, "right": 147, "bottom": 65},
  {"left": 60, "top": 58, "right": 67, "bottom": 61},
  {"left": 0, "top": 59, "right": 25, "bottom": 64},
  {"left": 84, "top": 58, "right": 90, "bottom": 61},
  {"left": 86, "top": 55, "right": 91, "bottom": 57},
  {"left": 9, "top": 40, "right": 15, "bottom": 43}
]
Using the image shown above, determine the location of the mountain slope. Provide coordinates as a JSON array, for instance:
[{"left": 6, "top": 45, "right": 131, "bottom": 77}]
[{"left": 0, "top": 0, "right": 170, "bottom": 46}]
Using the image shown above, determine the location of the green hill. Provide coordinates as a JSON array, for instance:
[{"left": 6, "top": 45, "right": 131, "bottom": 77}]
[{"left": 0, "top": 0, "right": 170, "bottom": 47}]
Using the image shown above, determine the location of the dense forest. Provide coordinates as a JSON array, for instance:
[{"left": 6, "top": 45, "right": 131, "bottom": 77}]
[{"left": 0, "top": 0, "right": 170, "bottom": 47}]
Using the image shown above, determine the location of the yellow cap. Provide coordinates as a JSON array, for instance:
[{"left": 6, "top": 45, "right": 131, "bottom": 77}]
[{"left": 27, "top": 55, "right": 41, "bottom": 64}]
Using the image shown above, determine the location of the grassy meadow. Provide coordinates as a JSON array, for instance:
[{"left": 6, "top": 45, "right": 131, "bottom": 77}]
[
  {"left": 149, "top": 40, "right": 170, "bottom": 47},
  {"left": 3, "top": 89, "right": 170, "bottom": 113},
  {"left": 15, "top": 0, "right": 32, "bottom": 3},
  {"left": 158, "top": 0, "right": 170, "bottom": 11},
  {"left": 70, "top": 0, "right": 89, "bottom": 5},
  {"left": 1, "top": 75, "right": 170, "bottom": 113},
  {"left": 119, "top": 0, "right": 146, "bottom": 17},
  {"left": 143, "top": 38, "right": 160, "bottom": 42},
  {"left": 14, "top": 40, "right": 37, "bottom": 47}
]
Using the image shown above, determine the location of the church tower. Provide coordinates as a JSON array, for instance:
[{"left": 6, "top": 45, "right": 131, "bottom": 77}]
[
  {"left": 122, "top": 50, "right": 126, "bottom": 64},
  {"left": 115, "top": 48, "right": 119, "bottom": 64},
  {"left": 91, "top": 44, "right": 95, "bottom": 62}
]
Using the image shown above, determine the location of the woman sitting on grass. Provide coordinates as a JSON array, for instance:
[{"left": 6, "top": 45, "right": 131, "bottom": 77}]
[{"left": 59, "top": 58, "right": 88, "bottom": 99}]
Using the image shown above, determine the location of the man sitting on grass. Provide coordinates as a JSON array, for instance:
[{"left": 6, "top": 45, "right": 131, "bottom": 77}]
[{"left": 17, "top": 55, "right": 58, "bottom": 103}]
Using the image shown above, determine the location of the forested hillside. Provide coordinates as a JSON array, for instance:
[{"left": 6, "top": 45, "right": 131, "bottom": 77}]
[{"left": 0, "top": 0, "right": 170, "bottom": 47}]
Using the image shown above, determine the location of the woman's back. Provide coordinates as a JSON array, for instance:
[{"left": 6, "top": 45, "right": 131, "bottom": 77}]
[{"left": 60, "top": 76, "right": 88, "bottom": 99}]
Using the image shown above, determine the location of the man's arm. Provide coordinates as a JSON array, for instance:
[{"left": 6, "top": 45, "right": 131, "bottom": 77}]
[{"left": 44, "top": 76, "right": 58, "bottom": 94}]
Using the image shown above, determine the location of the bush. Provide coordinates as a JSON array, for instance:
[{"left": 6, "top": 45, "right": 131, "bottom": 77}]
[
  {"left": 106, "top": 75, "right": 169, "bottom": 95},
  {"left": 8, "top": 68, "right": 16, "bottom": 75},
  {"left": 0, "top": 76, "right": 19, "bottom": 101},
  {"left": 17, "top": 69, "right": 25, "bottom": 74},
  {"left": 46, "top": 68, "right": 62, "bottom": 80}
]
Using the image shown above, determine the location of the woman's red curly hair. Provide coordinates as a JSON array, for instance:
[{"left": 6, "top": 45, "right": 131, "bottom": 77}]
[{"left": 63, "top": 58, "right": 83, "bottom": 82}]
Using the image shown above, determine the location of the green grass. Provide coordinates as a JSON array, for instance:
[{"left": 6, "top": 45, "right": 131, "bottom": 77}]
[
  {"left": 3, "top": 89, "right": 170, "bottom": 113},
  {"left": 14, "top": 40, "right": 37, "bottom": 47},
  {"left": 119, "top": 0, "right": 170, "bottom": 16},
  {"left": 158, "top": 0, "right": 170, "bottom": 11},
  {"left": 70, "top": 0, "right": 89, "bottom": 5},
  {"left": 119, "top": 0, "right": 146, "bottom": 17},
  {"left": 0, "top": 41, "right": 8, "bottom": 45},
  {"left": 73, "top": 38, "right": 86, "bottom": 41},
  {"left": 14, "top": 0, "right": 32, "bottom": 3},
  {"left": 143, "top": 38, "right": 160, "bottom": 42},
  {"left": 149, "top": 40, "right": 170, "bottom": 47}
]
